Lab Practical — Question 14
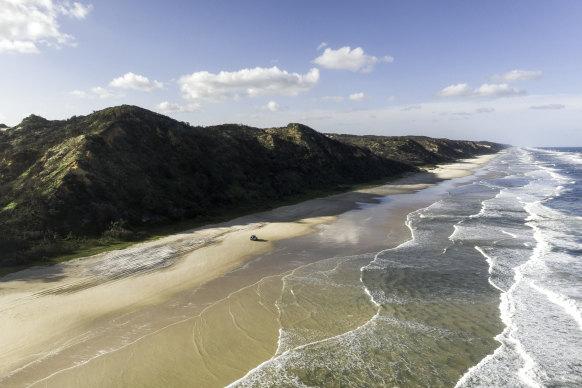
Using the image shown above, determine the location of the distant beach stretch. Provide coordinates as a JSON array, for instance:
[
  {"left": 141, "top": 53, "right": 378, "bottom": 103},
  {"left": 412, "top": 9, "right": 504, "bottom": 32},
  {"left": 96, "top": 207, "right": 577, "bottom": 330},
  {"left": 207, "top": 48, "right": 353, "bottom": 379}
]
[{"left": 1, "top": 149, "right": 581, "bottom": 387}]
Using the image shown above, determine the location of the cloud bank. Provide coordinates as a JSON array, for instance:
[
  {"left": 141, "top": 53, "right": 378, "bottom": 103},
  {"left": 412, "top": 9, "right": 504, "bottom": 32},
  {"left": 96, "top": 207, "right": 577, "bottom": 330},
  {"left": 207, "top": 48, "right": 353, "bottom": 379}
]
[
  {"left": 91, "top": 87, "right": 121, "bottom": 99},
  {"left": 401, "top": 104, "right": 422, "bottom": 111},
  {"left": 70, "top": 87, "right": 122, "bottom": 99},
  {"left": 529, "top": 104, "right": 565, "bottom": 110},
  {"left": 179, "top": 66, "right": 319, "bottom": 101},
  {"left": 439, "top": 69, "right": 542, "bottom": 99},
  {"left": 313, "top": 46, "right": 393, "bottom": 72},
  {"left": 476, "top": 107, "right": 495, "bottom": 113},
  {"left": 438, "top": 83, "right": 525, "bottom": 98},
  {"left": 155, "top": 101, "right": 202, "bottom": 113},
  {"left": 491, "top": 69, "right": 542, "bottom": 83},
  {"left": 253, "top": 101, "right": 280, "bottom": 112},
  {"left": 0, "top": 0, "right": 92, "bottom": 54},
  {"left": 264, "top": 101, "right": 280, "bottom": 111},
  {"left": 321, "top": 96, "right": 344, "bottom": 103}
]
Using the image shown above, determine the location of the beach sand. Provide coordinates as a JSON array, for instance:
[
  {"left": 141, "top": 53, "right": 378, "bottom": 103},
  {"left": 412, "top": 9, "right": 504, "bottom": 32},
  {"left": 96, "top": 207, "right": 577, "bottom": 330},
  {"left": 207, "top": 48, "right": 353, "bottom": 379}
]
[{"left": 0, "top": 153, "right": 502, "bottom": 387}]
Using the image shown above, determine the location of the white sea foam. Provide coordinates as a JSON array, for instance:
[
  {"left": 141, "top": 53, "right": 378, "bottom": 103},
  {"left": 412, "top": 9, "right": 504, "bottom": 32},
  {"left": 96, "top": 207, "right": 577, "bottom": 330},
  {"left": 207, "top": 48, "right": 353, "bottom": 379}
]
[
  {"left": 456, "top": 147, "right": 580, "bottom": 387},
  {"left": 501, "top": 230, "right": 518, "bottom": 238},
  {"left": 457, "top": 243, "right": 545, "bottom": 387},
  {"left": 226, "top": 311, "right": 383, "bottom": 387},
  {"left": 522, "top": 204, "right": 582, "bottom": 331},
  {"left": 475, "top": 246, "right": 503, "bottom": 293},
  {"left": 529, "top": 280, "right": 582, "bottom": 331},
  {"left": 448, "top": 224, "right": 461, "bottom": 241}
]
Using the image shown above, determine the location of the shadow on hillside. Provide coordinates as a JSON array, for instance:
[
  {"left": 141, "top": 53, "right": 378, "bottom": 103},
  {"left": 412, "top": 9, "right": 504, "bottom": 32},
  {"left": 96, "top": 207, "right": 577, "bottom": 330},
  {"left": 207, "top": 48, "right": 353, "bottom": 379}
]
[
  {"left": 173, "top": 171, "right": 445, "bottom": 237},
  {"left": 0, "top": 170, "right": 449, "bottom": 282}
]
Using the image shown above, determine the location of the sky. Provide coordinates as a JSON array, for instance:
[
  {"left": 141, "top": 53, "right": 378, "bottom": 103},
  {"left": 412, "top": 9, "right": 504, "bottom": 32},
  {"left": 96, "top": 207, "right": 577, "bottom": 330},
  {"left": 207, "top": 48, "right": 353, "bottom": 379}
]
[{"left": 1, "top": 0, "right": 582, "bottom": 146}]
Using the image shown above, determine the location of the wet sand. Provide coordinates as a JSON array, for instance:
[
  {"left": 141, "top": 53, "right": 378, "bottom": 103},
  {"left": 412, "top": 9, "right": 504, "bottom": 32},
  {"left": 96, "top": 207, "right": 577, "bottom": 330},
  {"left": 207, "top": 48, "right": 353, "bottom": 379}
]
[{"left": 0, "top": 153, "right": 501, "bottom": 387}]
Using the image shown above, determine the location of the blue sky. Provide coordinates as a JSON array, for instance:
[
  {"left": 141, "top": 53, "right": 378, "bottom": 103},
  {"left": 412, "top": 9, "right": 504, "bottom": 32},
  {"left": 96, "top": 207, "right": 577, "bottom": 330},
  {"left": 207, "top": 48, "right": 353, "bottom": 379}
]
[{"left": 1, "top": 0, "right": 581, "bottom": 146}]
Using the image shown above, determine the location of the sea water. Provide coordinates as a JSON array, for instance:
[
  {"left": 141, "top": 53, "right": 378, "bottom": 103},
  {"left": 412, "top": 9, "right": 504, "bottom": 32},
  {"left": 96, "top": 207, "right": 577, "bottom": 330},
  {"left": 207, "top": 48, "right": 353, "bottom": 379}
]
[{"left": 230, "top": 147, "right": 582, "bottom": 387}]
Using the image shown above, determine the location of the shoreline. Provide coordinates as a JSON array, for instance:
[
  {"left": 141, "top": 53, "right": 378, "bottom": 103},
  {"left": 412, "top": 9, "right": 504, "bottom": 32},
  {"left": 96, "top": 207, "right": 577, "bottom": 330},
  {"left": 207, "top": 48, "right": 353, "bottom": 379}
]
[{"left": 0, "top": 152, "right": 502, "bottom": 386}]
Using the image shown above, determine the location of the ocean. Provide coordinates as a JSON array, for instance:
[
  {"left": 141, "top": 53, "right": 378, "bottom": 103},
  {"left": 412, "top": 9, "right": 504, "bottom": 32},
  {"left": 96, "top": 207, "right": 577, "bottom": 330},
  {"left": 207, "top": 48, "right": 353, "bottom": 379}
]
[{"left": 230, "top": 147, "right": 582, "bottom": 387}]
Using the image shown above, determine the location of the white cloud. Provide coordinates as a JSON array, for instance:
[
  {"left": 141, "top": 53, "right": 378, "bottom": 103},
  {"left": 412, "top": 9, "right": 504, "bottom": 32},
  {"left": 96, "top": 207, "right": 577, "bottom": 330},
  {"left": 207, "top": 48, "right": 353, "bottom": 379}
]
[
  {"left": 313, "top": 46, "right": 393, "bottom": 73},
  {"left": 265, "top": 101, "right": 280, "bottom": 112},
  {"left": 438, "top": 83, "right": 525, "bottom": 98},
  {"left": 0, "top": 39, "right": 39, "bottom": 54},
  {"left": 60, "top": 1, "right": 92, "bottom": 18},
  {"left": 474, "top": 83, "right": 525, "bottom": 97},
  {"left": 70, "top": 89, "right": 90, "bottom": 98},
  {"left": 91, "top": 87, "right": 122, "bottom": 99},
  {"left": 155, "top": 101, "right": 202, "bottom": 113},
  {"left": 109, "top": 72, "right": 163, "bottom": 91},
  {"left": 349, "top": 92, "right": 365, "bottom": 101},
  {"left": 0, "top": 0, "right": 92, "bottom": 54},
  {"left": 401, "top": 104, "right": 422, "bottom": 111},
  {"left": 71, "top": 85, "right": 124, "bottom": 99},
  {"left": 437, "top": 83, "right": 473, "bottom": 97},
  {"left": 179, "top": 66, "right": 319, "bottom": 101},
  {"left": 254, "top": 101, "right": 281, "bottom": 112},
  {"left": 491, "top": 69, "right": 542, "bottom": 83},
  {"left": 529, "top": 104, "right": 565, "bottom": 110},
  {"left": 317, "top": 42, "right": 328, "bottom": 50},
  {"left": 321, "top": 96, "right": 344, "bottom": 103}
]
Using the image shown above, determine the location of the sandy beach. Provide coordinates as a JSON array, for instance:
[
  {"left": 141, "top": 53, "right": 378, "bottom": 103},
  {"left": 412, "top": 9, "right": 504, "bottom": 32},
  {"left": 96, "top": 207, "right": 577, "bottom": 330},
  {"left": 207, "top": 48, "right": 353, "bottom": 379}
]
[{"left": 0, "top": 152, "right": 501, "bottom": 387}]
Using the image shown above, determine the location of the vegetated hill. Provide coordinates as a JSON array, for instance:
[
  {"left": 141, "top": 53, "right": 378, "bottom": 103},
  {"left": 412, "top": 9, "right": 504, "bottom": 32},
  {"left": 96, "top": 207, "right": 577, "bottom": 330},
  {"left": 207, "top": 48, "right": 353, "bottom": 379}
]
[
  {"left": 0, "top": 105, "right": 508, "bottom": 265},
  {"left": 0, "top": 105, "right": 417, "bottom": 265},
  {"left": 327, "top": 134, "right": 508, "bottom": 166}
]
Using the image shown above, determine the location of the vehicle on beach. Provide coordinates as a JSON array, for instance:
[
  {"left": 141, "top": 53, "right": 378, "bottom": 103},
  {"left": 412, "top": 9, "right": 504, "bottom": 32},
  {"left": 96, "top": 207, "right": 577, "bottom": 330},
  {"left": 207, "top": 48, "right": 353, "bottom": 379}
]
[{"left": 250, "top": 235, "right": 258, "bottom": 241}]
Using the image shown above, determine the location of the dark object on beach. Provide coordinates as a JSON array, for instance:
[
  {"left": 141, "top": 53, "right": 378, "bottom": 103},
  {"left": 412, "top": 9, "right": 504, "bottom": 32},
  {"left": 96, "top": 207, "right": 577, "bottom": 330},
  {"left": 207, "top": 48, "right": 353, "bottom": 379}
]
[{"left": 250, "top": 235, "right": 258, "bottom": 241}]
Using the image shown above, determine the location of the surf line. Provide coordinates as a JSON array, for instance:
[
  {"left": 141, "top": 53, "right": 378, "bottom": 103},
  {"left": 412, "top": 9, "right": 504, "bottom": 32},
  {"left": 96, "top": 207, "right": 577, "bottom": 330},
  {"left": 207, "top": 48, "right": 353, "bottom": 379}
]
[
  {"left": 524, "top": 206, "right": 582, "bottom": 331},
  {"left": 456, "top": 245, "right": 544, "bottom": 387},
  {"left": 456, "top": 199, "right": 547, "bottom": 388}
]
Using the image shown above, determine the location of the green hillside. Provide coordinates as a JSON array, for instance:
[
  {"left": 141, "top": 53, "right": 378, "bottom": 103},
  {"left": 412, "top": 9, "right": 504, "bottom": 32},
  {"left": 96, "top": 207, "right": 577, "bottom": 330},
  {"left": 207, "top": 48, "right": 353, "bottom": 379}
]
[{"left": 0, "top": 105, "right": 507, "bottom": 266}]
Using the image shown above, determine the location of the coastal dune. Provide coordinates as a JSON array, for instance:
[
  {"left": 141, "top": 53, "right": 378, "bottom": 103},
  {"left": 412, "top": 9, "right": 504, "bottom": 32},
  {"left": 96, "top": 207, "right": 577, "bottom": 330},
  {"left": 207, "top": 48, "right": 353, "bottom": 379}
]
[{"left": 0, "top": 153, "right": 501, "bottom": 387}]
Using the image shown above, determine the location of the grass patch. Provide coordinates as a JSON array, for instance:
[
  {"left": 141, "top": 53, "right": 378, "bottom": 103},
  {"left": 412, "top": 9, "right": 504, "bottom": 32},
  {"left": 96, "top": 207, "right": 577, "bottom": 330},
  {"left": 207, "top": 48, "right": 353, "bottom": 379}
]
[{"left": 1, "top": 201, "right": 17, "bottom": 212}]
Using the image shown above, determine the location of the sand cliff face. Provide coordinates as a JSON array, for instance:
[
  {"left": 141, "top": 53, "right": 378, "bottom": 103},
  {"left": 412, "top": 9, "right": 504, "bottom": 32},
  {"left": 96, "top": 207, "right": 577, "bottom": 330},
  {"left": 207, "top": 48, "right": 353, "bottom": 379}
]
[{"left": 0, "top": 105, "right": 507, "bottom": 264}]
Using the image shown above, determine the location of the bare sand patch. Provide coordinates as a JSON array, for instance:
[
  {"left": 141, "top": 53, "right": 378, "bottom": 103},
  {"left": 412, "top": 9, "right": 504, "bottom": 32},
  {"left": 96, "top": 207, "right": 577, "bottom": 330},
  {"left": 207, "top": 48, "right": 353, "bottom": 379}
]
[{"left": 428, "top": 153, "right": 503, "bottom": 180}]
